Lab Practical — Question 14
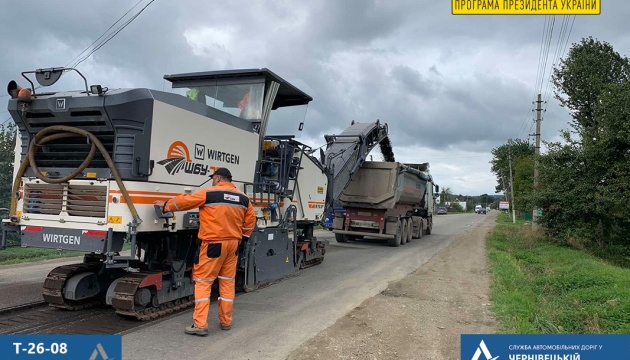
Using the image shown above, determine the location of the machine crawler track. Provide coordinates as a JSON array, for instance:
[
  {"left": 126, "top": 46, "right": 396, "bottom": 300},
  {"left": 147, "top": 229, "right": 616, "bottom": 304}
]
[
  {"left": 42, "top": 262, "right": 105, "bottom": 310},
  {"left": 111, "top": 272, "right": 194, "bottom": 321},
  {"left": 300, "top": 257, "right": 324, "bottom": 269}
]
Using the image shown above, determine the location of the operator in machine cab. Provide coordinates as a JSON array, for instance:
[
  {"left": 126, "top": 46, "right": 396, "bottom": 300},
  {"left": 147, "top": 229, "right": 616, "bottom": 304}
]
[{"left": 155, "top": 167, "right": 256, "bottom": 336}]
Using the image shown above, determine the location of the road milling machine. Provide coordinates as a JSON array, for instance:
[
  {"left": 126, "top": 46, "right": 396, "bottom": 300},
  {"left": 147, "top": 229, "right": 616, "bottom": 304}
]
[{"left": 1, "top": 67, "right": 329, "bottom": 320}]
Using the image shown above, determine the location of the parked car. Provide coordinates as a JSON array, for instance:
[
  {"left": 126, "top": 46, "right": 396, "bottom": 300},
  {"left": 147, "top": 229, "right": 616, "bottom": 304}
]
[{"left": 437, "top": 206, "right": 448, "bottom": 215}]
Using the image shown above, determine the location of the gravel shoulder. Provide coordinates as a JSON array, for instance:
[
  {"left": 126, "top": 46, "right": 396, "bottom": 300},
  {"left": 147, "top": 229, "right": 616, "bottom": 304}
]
[{"left": 288, "top": 215, "right": 498, "bottom": 360}]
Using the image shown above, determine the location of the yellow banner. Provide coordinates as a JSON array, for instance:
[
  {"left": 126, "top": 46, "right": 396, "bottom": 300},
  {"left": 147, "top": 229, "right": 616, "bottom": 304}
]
[{"left": 452, "top": 0, "right": 600, "bottom": 15}]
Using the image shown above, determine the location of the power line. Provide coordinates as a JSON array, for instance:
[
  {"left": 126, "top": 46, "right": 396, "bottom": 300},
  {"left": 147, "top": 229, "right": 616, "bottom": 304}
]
[
  {"left": 522, "top": 15, "right": 553, "bottom": 142},
  {"left": 541, "top": 16, "right": 568, "bottom": 104},
  {"left": 526, "top": 120, "right": 536, "bottom": 144},
  {"left": 71, "top": 0, "right": 156, "bottom": 69},
  {"left": 542, "top": 15, "right": 573, "bottom": 107},
  {"left": 543, "top": 15, "right": 576, "bottom": 111},
  {"left": 516, "top": 107, "right": 534, "bottom": 140},
  {"left": 1, "top": 116, "right": 13, "bottom": 127},
  {"left": 537, "top": 16, "right": 555, "bottom": 96},
  {"left": 560, "top": 15, "right": 577, "bottom": 59},
  {"left": 535, "top": 16, "right": 553, "bottom": 95},
  {"left": 534, "top": 16, "right": 550, "bottom": 95},
  {"left": 0, "top": 0, "right": 155, "bottom": 101},
  {"left": 65, "top": 0, "right": 146, "bottom": 68}
]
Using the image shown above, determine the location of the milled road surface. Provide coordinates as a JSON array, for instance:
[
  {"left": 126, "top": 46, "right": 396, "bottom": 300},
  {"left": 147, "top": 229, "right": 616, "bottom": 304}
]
[
  {"left": 0, "top": 213, "right": 494, "bottom": 359},
  {"left": 122, "top": 213, "right": 491, "bottom": 360},
  {"left": 288, "top": 213, "right": 498, "bottom": 360},
  {"left": 0, "top": 249, "right": 135, "bottom": 310},
  {"left": 0, "top": 256, "right": 83, "bottom": 309}
]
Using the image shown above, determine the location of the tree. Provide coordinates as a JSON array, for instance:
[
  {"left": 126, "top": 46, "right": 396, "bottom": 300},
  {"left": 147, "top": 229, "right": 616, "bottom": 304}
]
[
  {"left": 512, "top": 155, "right": 534, "bottom": 213},
  {"left": 0, "top": 122, "right": 17, "bottom": 212},
  {"left": 450, "top": 202, "right": 464, "bottom": 212},
  {"left": 478, "top": 194, "right": 493, "bottom": 207},
  {"left": 490, "top": 139, "right": 534, "bottom": 193},
  {"left": 552, "top": 36, "right": 630, "bottom": 139},
  {"left": 538, "top": 37, "right": 630, "bottom": 251},
  {"left": 587, "top": 81, "right": 630, "bottom": 245},
  {"left": 440, "top": 187, "right": 453, "bottom": 204},
  {"left": 536, "top": 132, "right": 592, "bottom": 240}
]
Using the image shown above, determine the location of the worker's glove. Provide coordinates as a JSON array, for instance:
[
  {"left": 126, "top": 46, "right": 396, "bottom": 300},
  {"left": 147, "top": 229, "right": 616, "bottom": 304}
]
[{"left": 241, "top": 235, "right": 250, "bottom": 243}]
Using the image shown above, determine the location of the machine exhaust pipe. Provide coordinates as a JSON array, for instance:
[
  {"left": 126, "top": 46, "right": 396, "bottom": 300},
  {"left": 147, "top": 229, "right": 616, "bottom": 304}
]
[
  {"left": 7, "top": 80, "right": 32, "bottom": 102},
  {"left": 7, "top": 80, "right": 23, "bottom": 99}
]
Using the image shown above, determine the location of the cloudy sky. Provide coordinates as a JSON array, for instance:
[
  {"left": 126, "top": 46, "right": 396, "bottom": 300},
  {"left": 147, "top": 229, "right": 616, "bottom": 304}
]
[{"left": 1, "top": 0, "right": 627, "bottom": 196}]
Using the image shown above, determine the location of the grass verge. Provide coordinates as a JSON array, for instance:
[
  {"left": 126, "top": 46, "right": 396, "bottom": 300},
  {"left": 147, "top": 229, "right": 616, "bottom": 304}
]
[
  {"left": 488, "top": 213, "right": 630, "bottom": 334},
  {"left": 0, "top": 247, "right": 84, "bottom": 266},
  {"left": 0, "top": 243, "right": 132, "bottom": 266}
]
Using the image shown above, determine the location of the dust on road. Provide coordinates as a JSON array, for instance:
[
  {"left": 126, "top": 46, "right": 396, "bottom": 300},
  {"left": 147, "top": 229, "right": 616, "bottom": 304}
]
[{"left": 288, "top": 215, "right": 498, "bottom": 360}]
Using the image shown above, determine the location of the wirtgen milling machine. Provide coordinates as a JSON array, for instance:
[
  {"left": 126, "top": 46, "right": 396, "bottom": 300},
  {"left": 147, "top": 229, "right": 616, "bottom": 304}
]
[{"left": 1, "top": 67, "right": 328, "bottom": 320}]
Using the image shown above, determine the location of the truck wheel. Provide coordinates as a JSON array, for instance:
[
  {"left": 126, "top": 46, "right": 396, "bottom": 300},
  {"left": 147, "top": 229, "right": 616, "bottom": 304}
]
[
  {"left": 335, "top": 233, "right": 348, "bottom": 243},
  {"left": 400, "top": 219, "right": 409, "bottom": 245},
  {"left": 406, "top": 218, "right": 414, "bottom": 242},
  {"left": 400, "top": 219, "right": 411, "bottom": 245},
  {"left": 411, "top": 218, "right": 419, "bottom": 239},
  {"left": 387, "top": 220, "right": 402, "bottom": 247}
]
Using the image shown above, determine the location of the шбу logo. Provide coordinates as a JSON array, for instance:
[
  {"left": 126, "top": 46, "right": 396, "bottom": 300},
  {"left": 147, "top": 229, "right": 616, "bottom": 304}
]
[{"left": 158, "top": 141, "right": 209, "bottom": 176}]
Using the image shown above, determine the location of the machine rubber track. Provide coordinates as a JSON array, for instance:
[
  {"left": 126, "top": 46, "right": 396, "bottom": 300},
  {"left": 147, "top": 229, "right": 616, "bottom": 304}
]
[
  {"left": 111, "top": 271, "right": 194, "bottom": 321},
  {"left": 42, "top": 262, "right": 105, "bottom": 310},
  {"left": 300, "top": 257, "right": 324, "bottom": 269}
]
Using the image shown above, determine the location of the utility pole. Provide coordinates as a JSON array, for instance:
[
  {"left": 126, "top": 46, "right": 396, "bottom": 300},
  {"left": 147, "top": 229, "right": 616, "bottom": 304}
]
[
  {"left": 532, "top": 93, "right": 543, "bottom": 230},
  {"left": 508, "top": 145, "right": 516, "bottom": 224}
]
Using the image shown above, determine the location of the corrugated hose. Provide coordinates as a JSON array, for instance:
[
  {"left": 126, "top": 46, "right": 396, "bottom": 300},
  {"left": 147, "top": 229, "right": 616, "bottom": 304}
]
[{"left": 9, "top": 125, "right": 141, "bottom": 225}]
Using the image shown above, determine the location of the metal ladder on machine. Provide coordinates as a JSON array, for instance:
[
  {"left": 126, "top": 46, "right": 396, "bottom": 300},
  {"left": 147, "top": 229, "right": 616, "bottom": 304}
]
[{"left": 252, "top": 136, "right": 308, "bottom": 223}]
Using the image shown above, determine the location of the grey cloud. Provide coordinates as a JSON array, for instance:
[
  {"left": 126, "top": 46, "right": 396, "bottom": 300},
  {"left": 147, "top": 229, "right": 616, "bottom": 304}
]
[
  {"left": 306, "top": 0, "right": 418, "bottom": 46},
  {"left": 2, "top": 0, "right": 630, "bottom": 195},
  {"left": 390, "top": 65, "right": 435, "bottom": 98}
]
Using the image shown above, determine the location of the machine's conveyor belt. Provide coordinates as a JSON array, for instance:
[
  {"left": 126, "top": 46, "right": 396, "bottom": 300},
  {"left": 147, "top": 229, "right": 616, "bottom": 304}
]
[{"left": 323, "top": 121, "right": 394, "bottom": 210}]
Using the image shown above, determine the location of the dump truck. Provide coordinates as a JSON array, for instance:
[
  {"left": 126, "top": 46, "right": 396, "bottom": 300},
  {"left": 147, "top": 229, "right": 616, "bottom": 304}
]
[{"left": 331, "top": 161, "right": 439, "bottom": 247}]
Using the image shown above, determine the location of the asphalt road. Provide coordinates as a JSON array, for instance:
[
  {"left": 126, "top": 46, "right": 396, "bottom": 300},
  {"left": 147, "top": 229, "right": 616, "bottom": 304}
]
[
  {"left": 0, "top": 255, "right": 84, "bottom": 308},
  {"left": 121, "top": 213, "right": 490, "bottom": 360},
  {"left": 0, "top": 250, "right": 134, "bottom": 310},
  {"left": 0, "top": 212, "right": 491, "bottom": 358}
]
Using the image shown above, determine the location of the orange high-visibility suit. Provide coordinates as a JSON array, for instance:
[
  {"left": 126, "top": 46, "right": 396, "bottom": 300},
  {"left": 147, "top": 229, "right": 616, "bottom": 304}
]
[{"left": 164, "top": 182, "right": 256, "bottom": 329}]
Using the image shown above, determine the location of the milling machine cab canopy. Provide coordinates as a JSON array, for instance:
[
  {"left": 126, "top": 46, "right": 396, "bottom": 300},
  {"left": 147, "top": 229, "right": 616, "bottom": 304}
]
[{"left": 163, "top": 68, "right": 313, "bottom": 137}]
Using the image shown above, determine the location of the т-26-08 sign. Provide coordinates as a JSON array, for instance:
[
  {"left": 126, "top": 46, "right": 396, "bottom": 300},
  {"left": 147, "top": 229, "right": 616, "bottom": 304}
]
[{"left": 158, "top": 141, "right": 241, "bottom": 176}]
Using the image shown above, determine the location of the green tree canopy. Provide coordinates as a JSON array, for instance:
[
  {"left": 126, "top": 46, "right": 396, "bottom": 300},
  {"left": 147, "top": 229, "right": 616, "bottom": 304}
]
[
  {"left": 490, "top": 138, "right": 534, "bottom": 193},
  {"left": 513, "top": 155, "right": 534, "bottom": 213},
  {"left": 538, "top": 37, "right": 630, "bottom": 254},
  {"left": 0, "top": 122, "right": 17, "bottom": 212},
  {"left": 552, "top": 36, "right": 630, "bottom": 137}
]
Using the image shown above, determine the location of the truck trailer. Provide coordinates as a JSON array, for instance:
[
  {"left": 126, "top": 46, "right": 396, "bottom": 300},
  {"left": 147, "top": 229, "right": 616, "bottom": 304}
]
[{"left": 331, "top": 161, "right": 439, "bottom": 247}]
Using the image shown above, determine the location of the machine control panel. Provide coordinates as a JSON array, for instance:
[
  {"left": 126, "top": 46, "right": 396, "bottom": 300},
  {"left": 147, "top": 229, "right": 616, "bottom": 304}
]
[{"left": 183, "top": 212, "right": 200, "bottom": 229}]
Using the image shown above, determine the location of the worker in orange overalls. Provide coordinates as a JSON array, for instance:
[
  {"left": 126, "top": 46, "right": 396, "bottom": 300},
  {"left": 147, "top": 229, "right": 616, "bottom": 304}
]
[{"left": 155, "top": 167, "right": 256, "bottom": 336}]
